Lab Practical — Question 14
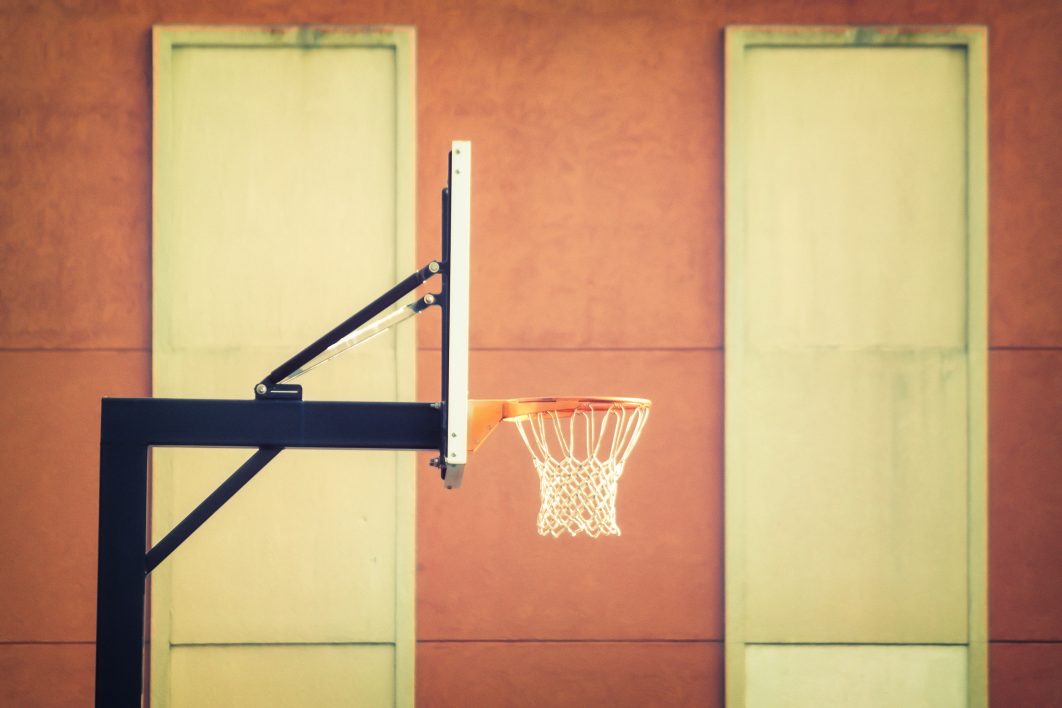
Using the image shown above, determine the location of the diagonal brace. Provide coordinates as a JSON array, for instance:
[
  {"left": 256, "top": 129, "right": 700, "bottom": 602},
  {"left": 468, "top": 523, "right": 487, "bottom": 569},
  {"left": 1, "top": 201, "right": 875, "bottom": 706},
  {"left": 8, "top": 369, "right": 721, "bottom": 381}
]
[
  {"left": 145, "top": 446, "right": 282, "bottom": 574},
  {"left": 257, "top": 261, "right": 442, "bottom": 393}
]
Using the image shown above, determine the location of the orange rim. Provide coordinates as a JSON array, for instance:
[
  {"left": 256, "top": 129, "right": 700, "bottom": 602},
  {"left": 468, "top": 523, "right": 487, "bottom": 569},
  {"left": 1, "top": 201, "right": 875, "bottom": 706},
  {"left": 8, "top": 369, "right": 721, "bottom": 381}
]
[
  {"left": 465, "top": 397, "right": 652, "bottom": 452},
  {"left": 499, "top": 396, "right": 651, "bottom": 421}
]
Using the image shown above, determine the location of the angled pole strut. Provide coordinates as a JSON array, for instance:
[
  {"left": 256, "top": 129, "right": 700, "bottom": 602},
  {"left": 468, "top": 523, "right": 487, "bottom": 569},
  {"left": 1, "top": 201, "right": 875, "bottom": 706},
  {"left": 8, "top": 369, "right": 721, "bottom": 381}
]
[
  {"left": 256, "top": 261, "right": 442, "bottom": 396},
  {"left": 144, "top": 446, "right": 282, "bottom": 574}
]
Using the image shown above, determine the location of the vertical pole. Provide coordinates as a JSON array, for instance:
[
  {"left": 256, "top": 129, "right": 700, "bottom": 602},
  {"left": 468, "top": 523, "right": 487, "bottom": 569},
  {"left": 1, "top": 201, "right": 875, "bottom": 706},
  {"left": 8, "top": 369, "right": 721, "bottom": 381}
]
[{"left": 95, "top": 442, "right": 148, "bottom": 707}]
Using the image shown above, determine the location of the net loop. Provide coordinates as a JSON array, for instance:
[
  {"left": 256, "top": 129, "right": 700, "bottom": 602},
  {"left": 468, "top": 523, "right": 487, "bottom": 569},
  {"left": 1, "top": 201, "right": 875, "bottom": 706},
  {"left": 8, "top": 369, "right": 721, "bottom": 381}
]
[{"left": 512, "top": 401, "right": 650, "bottom": 538}]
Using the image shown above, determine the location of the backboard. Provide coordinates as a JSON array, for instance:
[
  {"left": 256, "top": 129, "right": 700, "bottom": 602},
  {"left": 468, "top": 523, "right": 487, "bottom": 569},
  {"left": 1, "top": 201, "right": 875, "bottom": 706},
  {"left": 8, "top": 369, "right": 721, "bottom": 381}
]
[{"left": 440, "top": 141, "right": 471, "bottom": 487}]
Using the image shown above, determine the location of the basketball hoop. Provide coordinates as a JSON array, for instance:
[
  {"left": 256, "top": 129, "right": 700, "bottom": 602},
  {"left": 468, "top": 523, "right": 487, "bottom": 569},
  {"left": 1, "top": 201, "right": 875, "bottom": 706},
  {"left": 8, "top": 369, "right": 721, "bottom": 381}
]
[{"left": 468, "top": 397, "right": 651, "bottom": 537}]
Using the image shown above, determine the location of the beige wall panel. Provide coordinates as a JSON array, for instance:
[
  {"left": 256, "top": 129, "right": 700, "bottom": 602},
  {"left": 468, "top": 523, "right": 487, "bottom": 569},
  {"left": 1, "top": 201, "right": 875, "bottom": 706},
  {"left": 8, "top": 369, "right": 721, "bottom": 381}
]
[
  {"left": 157, "top": 447, "right": 398, "bottom": 643},
  {"left": 171, "top": 645, "right": 395, "bottom": 708},
  {"left": 153, "top": 29, "right": 415, "bottom": 706},
  {"left": 744, "top": 47, "right": 966, "bottom": 350},
  {"left": 736, "top": 44, "right": 971, "bottom": 644},
  {"left": 157, "top": 43, "right": 402, "bottom": 640},
  {"left": 745, "top": 645, "right": 966, "bottom": 708},
  {"left": 154, "top": 340, "right": 400, "bottom": 401},
  {"left": 726, "top": 27, "right": 988, "bottom": 707},
  {"left": 160, "top": 46, "right": 397, "bottom": 353},
  {"left": 743, "top": 350, "right": 968, "bottom": 642}
]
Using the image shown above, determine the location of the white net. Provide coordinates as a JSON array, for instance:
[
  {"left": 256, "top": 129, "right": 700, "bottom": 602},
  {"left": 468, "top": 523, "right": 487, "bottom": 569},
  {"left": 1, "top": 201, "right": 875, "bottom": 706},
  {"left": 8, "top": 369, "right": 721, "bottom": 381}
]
[{"left": 513, "top": 402, "right": 650, "bottom": 538}]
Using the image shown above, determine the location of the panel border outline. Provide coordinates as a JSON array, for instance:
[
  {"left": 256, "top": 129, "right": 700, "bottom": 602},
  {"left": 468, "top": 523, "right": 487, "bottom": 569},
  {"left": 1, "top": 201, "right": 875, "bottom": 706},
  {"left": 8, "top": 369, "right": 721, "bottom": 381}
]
[
  {"left": 723, "top": 24, "right": 988, "bottom": 708},
  {"left": 150, "top": 24, "right": 417, "bottom": 708}
]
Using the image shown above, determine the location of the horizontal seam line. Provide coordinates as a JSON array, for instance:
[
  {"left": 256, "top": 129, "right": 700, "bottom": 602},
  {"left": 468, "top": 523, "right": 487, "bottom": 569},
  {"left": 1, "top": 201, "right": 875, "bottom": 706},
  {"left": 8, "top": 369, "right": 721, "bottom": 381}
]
[
  {"left": 417, "top": 347, "right": 723, "bottom": 352},
  {"left": 988, "top": 346, "right": 1062, "bottom": 351},
  {"left": 0, "top": 347, "right": 149, "bottom": 353},
  {"left": 10, "top": 346, "right": 1054, "bottom": 353},
  {"left": 0, "top": 640, "right": 94, "bottom": 645},
  {"left": 169, "top": 641, "right": 396, "bottom": 647},
  {"left": 743, "top": 642, "right": 969, "bottom": 646},
  {"left": 18, "top": 640, "right": 1062, "bottom": 647},
  {"left": 418, "top": 639, "right": 722, "bottom": 644},
  {"left": 418, "top": 346, "right": 1062, "bottom": 352}
]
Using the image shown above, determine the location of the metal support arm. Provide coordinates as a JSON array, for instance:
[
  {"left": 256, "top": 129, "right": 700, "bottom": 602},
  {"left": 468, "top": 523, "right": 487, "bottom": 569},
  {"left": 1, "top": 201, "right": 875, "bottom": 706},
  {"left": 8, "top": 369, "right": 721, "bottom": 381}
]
[
  {"left": 98, "top": 237, "right": 454, "bottom": 707},
  {"left": 144, "top": 447, "right": 282, "bottom": 574},
  {"left": 256, "top": 260, "right": 442, "bottom": 395},
  {"left": 95, "top": 398, "right": 444, "bottom": 706}
]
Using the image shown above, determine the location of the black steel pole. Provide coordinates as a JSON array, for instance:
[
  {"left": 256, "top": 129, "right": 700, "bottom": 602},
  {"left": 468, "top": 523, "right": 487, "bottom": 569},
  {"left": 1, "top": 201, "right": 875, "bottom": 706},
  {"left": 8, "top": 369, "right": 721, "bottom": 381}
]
[{"left": 94, "top": 442, "right": 148, "bottom": 707}]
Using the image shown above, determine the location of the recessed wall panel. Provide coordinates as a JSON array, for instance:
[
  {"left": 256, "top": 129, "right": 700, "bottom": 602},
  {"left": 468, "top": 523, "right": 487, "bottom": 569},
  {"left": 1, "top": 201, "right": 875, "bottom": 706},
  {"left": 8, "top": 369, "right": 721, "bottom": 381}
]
[
  {"left": 744, "top": 350, "right": 968, "bottom": 642},
  {"left": 746, "top": 645, "right": 967, "bottom": 708},
  {"left": 152, "top": 28, "right": 415, "bottom": 706},
  {"left": 725, "top": 26, "right": 987, "bottom": 707},
  {"left": 739, "top": 44, "right": 969, "bottom": 643},
  {"left": 163, "top": 448, "right": 398, "bottom": 644},
  {"left": 159, "top": 46, "right": 397, "bottom": 353},
  {"left": 744, "top": 47, "right": 966, "bottom": 351},
  {"left": 171, "top": 645, "right": 395, "bottom": 708},
  {"left": 157, "top": 39, "right": 401, "bottom": 640}
]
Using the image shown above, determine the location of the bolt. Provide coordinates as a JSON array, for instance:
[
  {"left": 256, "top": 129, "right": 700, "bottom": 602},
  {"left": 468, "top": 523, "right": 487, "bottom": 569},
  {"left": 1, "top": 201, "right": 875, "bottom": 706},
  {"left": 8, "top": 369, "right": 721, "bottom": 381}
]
[
  {"left": 255, "top": 383, "right": 267, "bottom": 395},
  {"left": 430, "top": 402, "right": 441, "bottom": 409},
  {"left": 423, "top": 294, "right": 435, "bottom": 305},
  {"left": 451, "top": 432, "right": 457, "bottom": 437},
  {"left": 428, "top": 261, "right": 440, "bottom": 273}
]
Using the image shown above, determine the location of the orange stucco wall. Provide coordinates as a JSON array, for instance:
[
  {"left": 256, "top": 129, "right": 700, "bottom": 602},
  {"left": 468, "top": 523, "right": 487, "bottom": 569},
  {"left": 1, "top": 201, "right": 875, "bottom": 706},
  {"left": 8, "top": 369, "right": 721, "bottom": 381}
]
[{"left": 1, "top": 0, "right": 1059, "bottom": 705}]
